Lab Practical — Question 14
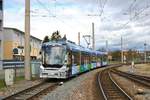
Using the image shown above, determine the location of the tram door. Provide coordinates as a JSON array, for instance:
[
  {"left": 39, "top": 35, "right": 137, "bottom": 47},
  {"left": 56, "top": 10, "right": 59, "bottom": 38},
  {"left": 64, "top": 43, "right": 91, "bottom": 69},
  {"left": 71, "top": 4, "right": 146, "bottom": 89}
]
[{"left": 67, "top": 51, "right": 72, "bottom": 77}]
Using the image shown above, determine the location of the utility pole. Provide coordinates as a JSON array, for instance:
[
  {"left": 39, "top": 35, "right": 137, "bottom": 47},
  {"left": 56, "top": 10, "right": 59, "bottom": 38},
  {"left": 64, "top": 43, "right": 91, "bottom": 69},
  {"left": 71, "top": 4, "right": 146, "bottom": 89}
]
[
  {"left": 106, "top": 40, "right": 108, "bottom": 53},
  {"left": 25, "top": 0, "right": 31, "bottom": 80},
  {"left": 78, "top": 32, "right": 80, "bottom": 45},
  {"left": 92, "top": 22, "right": 95, "bottom": 50},
  {"left": 121, "top": 36, "right": 123, "bottom": 63},
  {"left": 106, "top": 40, "right": 109, "bottom": 63},
  {"left": 144, "top": 42, "right": 147, "bottom": 63}
]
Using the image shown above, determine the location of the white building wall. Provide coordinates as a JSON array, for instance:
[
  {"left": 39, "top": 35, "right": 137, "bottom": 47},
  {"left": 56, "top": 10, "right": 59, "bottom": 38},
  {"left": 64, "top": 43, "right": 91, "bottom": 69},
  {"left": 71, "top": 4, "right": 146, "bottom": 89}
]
[
  {"left": 3, "top": 29, "right": 13, "bottom": 41},
  {"left": 3, "top": 28, "right": 42, "bottom": 60}
]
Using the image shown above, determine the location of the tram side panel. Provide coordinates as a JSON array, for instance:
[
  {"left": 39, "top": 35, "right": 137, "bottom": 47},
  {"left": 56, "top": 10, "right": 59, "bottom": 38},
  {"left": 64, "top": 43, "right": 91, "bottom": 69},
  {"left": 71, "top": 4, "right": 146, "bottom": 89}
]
[
  {"left": 70, "top": 51, "right": 92, "bottom": 77},
  {"left": 101, "top": 54, "right": 108, "bottom": 66},
  {"left": 96, "top": 55, "right": 102, "bottom": 67}
]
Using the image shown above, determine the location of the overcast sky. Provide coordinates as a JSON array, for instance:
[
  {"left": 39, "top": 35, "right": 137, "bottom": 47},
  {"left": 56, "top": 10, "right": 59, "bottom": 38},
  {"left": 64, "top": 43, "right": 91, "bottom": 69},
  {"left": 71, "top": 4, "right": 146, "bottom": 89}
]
[{"left": 4, "top": 0, "right": 150, "bottom": 51}]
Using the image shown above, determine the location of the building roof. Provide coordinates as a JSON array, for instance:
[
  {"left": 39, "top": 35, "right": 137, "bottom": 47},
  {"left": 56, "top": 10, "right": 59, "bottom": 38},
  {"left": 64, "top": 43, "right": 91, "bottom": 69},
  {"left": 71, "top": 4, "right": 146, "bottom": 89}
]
[{"left": 4, "top": 27, "right": 42, "bottom": 42}]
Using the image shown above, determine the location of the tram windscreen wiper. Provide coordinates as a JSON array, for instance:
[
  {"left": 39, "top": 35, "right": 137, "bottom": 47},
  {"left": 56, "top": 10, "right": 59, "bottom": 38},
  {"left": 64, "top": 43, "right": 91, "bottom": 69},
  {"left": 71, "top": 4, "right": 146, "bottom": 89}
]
[{"left": 43, "top": 64, "right": 63, "bottom": 68}]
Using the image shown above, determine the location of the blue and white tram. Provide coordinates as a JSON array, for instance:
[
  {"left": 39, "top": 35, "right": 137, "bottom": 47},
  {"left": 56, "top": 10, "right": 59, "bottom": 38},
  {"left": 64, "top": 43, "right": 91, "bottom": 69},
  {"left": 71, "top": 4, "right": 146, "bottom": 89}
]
[{"left": 40, "top": 40, "right": 107, "bottom": 79}]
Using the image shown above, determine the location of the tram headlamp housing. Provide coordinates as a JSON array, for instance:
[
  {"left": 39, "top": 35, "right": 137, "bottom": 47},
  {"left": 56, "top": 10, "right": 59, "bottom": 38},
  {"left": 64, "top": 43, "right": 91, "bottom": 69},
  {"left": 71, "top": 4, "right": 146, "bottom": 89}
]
[
  {"left": 40, "top": 65, "right": 44, "bottom": 70},
  {"left": 60, "top": 66, "right": 67, "bottom": 71},
  {"left": 60, "top": 67, "right": 66, "bottom": 71},
  {"left": 60, "top": 72, "right": 66, "bottom": 76}
]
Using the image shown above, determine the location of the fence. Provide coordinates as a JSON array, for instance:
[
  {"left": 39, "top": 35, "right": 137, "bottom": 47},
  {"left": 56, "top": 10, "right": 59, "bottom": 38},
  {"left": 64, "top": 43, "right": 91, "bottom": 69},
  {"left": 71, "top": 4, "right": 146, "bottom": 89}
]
[
  {"left": 0, "top": 60, "right": 2, "bottom": 70},
  {"left": 0, "top": 60, "right": 41, "bottom": 80}
]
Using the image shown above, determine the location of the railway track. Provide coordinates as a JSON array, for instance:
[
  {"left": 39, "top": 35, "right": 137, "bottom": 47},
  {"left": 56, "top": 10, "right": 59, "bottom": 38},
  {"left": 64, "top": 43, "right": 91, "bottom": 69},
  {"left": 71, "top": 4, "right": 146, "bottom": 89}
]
[
  {"left": 111, "top": 69, "right": 150, "bottom": 88},
  {"left": 98, "top": 68, "right": 132, "bottom": 100},
  {"left": 3, "top": 81, "right": 59, "bottom": 100}
]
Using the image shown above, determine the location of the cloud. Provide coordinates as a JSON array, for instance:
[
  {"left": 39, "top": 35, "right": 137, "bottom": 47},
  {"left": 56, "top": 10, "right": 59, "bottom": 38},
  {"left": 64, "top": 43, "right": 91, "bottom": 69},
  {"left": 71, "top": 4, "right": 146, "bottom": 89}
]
[{"left": 3, "top": 0, "right": 150, "bottom": 51}]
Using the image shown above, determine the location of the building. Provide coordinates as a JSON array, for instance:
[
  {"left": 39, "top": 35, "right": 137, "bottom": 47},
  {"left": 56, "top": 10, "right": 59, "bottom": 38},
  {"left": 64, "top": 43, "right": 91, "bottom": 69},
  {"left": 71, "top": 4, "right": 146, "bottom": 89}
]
[
  {"left": 3, "top": 27, "right": 42, "bottom": 60},
  {"left": 0, "top": 0, "right": 3, "bottom": 69}
]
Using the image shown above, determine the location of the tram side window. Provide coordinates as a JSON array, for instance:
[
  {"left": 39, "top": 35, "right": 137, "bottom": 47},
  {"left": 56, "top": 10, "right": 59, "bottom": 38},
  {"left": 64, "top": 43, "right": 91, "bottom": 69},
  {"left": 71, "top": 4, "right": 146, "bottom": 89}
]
[
  {"left": 87, "top": 55, "right": 90, "bottom": 64},
  {"left": 84, "top": 55, "right": 87, "bottom": 64},
  {"left": 90, "top": 55, "right": 92, "bottom": 63},
  {"left": 77, "top": 52, "right": 80, "bottom": 65},
  {"left": 81, "top": 54, "right": 89, "bottom": 64},
  {"left": 72, "top": 52, "right": 80, "bottom": 65},
  {"left": 86, "top": 55, "right": 90, "bottom": 64},
  {"left": 97, "top": 56, "right": 101, "bottom": 62},
  {"left": 67, "top": 52, "right": 72, "bottom": 66},
  {"left": 101, "top": 55, "right": 107, "bottom": 62},
  {"left": 95, "top": 56, "right": 97, "bottom": 62},
  {"left": 91, "top": 56, "right": 93, "bottom": 63},
  {"left": 81, "top": 53, "right": 85, "bottom": 65},
  {"left": 91, "top": 56, "right": 96, "bottom": 63},
  {"left": 103, "top": 55, "right": 107, "bottom": 61}
]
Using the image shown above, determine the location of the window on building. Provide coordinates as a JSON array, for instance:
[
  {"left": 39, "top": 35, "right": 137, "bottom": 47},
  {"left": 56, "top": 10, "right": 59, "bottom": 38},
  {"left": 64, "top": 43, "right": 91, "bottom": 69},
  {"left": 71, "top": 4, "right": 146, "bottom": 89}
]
[{"left": 0, "top": 0, "right": 2, "bottom": 10}]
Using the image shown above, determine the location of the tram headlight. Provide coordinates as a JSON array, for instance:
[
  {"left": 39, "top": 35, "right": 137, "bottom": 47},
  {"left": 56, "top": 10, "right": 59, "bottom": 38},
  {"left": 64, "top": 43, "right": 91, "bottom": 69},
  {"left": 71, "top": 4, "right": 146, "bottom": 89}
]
[
  {"left": 40, "top": 65, "right": 44, "bottom": 70},
  {"left": 60, "top": 66, "right": 68, "bottom": 71},
  {"left": 60, "top": 72, "right": 66, "bottom": 76},
  {"left": 61, "top": 67, "right": 66, "bottom": 70}
]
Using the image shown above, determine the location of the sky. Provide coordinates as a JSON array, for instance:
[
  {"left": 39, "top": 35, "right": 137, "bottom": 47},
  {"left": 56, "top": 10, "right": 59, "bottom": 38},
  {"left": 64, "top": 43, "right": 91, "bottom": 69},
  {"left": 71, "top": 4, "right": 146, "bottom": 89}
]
[{"left": 4, "top": 0, "right": 150, "bottom": 51}]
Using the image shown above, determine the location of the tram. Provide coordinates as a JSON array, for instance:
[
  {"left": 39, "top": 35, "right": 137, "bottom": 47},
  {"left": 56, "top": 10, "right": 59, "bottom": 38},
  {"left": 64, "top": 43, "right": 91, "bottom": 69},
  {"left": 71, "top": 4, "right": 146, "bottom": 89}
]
[{"left": 40, "top": 39, "right": 108, "bottom": 79}]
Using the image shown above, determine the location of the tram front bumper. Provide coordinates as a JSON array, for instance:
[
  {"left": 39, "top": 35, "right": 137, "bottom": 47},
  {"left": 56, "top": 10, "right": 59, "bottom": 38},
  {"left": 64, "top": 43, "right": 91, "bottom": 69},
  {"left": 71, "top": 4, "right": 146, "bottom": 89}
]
[{"left": 40, "top": 70, "right": 67, "bottom": 79}]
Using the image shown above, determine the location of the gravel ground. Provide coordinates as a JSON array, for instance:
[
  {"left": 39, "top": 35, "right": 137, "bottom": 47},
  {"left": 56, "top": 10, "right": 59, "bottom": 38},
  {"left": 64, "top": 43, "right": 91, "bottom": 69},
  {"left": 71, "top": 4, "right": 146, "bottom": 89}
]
[
  {"left": 111, "top": 66, "right": 150, "bottom": 100},
  {"left": 117, "top": 64, "right": 150, "bottom": 77},
  {"left": 115, "top": 64, "right": 150, "bottom": 99},
  {"left": 3, "top": 64, "right": 149, "bottom": 100},
  {"left": 42, "top": 67, "right": 105, "bottom": 100},
  {"left": 0, "top": 79, "right": 43, "bottom": 99}
]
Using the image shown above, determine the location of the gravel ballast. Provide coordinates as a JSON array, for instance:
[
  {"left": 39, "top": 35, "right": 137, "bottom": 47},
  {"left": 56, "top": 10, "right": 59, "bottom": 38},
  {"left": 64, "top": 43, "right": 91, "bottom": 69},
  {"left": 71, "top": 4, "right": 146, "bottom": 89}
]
[
  {"left": 111, "top": 73, "right": 150, "bottom": 100},
  {"left": 112, "top": 64, "right": 150, "bottom": 100},
  {"left": 117, "top": 64, "right": 150, "bottom": 77},
  {"left": 0, "top": 79, "right": 43, "bottom": 98},
  {"left": 43, "top": 67, "right": 105, "bottom": 100}
]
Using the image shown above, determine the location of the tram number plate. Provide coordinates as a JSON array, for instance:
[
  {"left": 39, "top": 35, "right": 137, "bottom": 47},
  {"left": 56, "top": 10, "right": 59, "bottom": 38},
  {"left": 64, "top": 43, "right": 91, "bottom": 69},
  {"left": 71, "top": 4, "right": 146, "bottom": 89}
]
[{"left": 48, "top": 73, "right": 54, "bottom": 75}]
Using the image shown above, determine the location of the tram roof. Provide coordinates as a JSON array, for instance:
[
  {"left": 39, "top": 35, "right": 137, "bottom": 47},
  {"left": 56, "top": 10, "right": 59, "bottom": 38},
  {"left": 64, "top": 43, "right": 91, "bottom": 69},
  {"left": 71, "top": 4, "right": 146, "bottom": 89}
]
[{"left": 42, "top": 40, "right": 107, "bottom": 55}]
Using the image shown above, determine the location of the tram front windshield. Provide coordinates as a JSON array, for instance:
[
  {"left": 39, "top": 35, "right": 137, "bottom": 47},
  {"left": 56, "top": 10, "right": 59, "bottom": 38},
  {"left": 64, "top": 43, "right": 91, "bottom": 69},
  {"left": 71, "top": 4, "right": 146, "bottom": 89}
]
[{"left": 43, "top": 45, "right": 66, "bottom": 66}]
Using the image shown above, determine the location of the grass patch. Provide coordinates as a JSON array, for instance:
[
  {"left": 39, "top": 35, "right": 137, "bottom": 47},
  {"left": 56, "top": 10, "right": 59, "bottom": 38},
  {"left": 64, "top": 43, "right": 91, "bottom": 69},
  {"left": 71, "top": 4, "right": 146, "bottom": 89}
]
[
  {"left": 0, "top": 80, "right": 6, "bottom": 90},
  {"left": 15, "top": 76, "right": 25, "bottom": 82},
  {"left": 15, "top": 76, "right": 38, "bottom": 81},
  {"left": 31, "top": 77, "right": 39, "bottom": 81}
]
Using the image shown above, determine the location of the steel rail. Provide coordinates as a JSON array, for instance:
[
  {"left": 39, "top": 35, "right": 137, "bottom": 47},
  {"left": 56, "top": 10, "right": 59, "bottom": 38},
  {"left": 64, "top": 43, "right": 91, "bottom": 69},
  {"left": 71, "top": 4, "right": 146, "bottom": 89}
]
[
  {"left": 98, "top": 68, "right": 132, "bottom": 100},
  {"left": 111, "top": 69, "right": 150, "bottom": 87},
  {"left": 3, "top": 82, "right": 58, "bottom": 100},
  {"left": 109, "top": 71, "right": 133, "bottom": 100}
]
